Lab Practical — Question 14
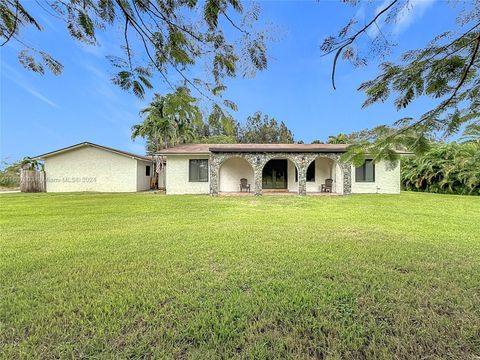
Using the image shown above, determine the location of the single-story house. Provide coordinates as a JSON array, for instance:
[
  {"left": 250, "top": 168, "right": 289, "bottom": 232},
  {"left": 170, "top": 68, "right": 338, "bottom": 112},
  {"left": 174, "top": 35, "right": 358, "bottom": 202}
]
[
  {"left": 158, "top": 143, "right": 403, "bottom": 195},
  {"left": 34, "top": 142, "right": 404, "bottom": 195},
  {"left": 34, "top": 142, "right": 153, "bottom": 192}
]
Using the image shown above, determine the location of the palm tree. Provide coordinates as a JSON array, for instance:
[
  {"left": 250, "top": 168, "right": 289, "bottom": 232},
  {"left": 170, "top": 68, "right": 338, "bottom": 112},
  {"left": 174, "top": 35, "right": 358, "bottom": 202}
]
[
  {"left": 20, "top": 157, "right": 43, "bottom": 170},
  {"left": 327, "top": 133, "right": 349, "bottom": 144},
  {"left": 401, "top": 142, "right": 480, "bottom": 195},
  {"left": 132, "top": 88, "right": 202, "bottom": 154}
]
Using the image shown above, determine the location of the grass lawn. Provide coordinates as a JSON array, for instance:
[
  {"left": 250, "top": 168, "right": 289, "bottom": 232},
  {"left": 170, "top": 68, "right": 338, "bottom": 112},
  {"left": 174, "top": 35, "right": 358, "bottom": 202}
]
[{"left": 1, "top": 192, "right": 479, "bottom": 359}]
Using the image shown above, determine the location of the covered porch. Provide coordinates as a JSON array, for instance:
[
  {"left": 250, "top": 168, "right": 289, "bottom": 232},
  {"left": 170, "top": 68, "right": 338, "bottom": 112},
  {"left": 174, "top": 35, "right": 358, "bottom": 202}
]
[{"left": 210, "top": 150, "right": 351, "bottom": 196}]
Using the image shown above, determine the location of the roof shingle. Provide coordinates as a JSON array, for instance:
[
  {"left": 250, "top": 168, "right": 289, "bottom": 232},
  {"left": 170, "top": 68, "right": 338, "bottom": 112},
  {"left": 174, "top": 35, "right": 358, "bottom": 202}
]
[{"left": 157, "top": 143, "right": 350, "bottom": 154}]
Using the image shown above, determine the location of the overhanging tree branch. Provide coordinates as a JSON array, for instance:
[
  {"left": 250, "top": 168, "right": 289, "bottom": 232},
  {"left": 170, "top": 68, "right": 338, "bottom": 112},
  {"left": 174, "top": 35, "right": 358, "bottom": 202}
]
[
  {"left": 390, "top": 34, "right": 480, "bottom": 138},
  {"left": 325, "top": 0, "right": 399, "bottom": 89},
  {"left": 1, "top": 0, "right": 19, "bottom": 46}
]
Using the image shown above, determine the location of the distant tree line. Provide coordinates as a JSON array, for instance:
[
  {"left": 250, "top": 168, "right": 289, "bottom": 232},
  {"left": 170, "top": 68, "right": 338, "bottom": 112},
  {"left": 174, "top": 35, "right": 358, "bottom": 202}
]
[
  {"left": 131, "top": 88, "right": 296, "bottom": 153},
  {"left": 0, "top": 158, "right": 43, "bottom": 189},
  {"left": 131, "top": 88, "right": 381, "bottom": 153}
]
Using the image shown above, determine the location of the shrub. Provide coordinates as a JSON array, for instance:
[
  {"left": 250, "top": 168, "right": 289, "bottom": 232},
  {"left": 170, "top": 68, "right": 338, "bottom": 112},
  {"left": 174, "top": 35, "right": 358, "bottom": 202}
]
[{"left": 401, "top": 142, "right": 480, "bottom": 195}]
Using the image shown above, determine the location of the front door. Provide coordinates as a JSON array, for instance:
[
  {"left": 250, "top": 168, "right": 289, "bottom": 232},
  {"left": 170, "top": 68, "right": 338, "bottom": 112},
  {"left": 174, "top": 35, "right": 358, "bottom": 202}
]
[{"left": 262, "top": 159, "right": 288, "bottom": 189}]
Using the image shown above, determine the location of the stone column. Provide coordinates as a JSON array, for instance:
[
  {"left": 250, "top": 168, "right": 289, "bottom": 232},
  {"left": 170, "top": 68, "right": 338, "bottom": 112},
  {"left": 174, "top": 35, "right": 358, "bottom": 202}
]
[
  {"left": 251, "top": 154, "right": 265, "bottom": 196},
  {"left": 298, "top": 165, "right": 307, "bottom": 195},
  {"left": 341, "top": 163, "right": 352, "bottom": 195},
  {"left": 209, "top": 154, "right": 220, "bottom": 196},
  {"left": 253, "top": 167, "right": 263, "bottom": 195}
]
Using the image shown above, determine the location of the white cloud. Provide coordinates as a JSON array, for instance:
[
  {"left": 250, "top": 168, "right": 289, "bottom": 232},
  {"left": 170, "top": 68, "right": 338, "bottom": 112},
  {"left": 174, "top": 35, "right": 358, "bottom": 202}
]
[
  {"left": 375, "top": 0, "right": 393, "bottom": 16},
  {"left": 367, "top": 0, "right": 392, "bottom": 39},
  {"left": 2, "top": 63, "right": 60, "bottom": 108},
  {"left": 394, "top": 0, "right": 435, "bottom": 34},
  {"left": 22, "top": 87, "right": 60, "bottom": 108},
  {"left": 367, "top": 0, "right": 434, "bottom": 38}
]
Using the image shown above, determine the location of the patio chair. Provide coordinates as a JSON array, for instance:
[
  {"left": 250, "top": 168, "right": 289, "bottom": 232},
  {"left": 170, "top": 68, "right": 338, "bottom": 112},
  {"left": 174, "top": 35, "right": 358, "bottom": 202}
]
[
  {"left": 321, "top": 178, "right": 333, "bottom": 193},
  {"left": 240, "top": 178, "right": 251, "bottom": 192}
]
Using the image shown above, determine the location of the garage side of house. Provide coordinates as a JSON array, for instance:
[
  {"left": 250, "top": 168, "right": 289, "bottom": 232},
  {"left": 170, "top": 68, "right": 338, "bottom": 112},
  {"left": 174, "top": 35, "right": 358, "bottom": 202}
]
[{"left": 37, "top": 142, "right": 152, "bottom": 192}]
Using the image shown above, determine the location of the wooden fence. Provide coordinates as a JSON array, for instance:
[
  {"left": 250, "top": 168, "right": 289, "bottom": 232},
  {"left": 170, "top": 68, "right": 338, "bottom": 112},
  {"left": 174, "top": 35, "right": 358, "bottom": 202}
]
[{"left": 20, "top": 170, "right": 46, "bottom": 192}]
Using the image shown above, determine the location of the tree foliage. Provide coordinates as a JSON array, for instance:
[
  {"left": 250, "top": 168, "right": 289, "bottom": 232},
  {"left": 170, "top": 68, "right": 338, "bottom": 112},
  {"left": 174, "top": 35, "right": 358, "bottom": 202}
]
[
  {"left": 322, "top": 0, "right": 480, "bottom": 160},
  {"left": 1, "top": 0, "right": 269, "bottom": 102},
  {"left": 0, "top": 157, "right": 44, "bottom": 188},
  {"left": 132, "top": 95, "right": 297, "bottom": 151},
  {"left": 238, "top": 111, "right": 294, "bottom": 143},
  {"left": 0, "top": 160, "right": 20, "bottom": 188},
  {"left": 326, "top": 133, "right": 349, "bottom": 144},
  {"left": 132, "top": 87, "right": 202, "bottom": 153},
  {"left": 401, "top": 142, "right": 480, "bottom": 195}
]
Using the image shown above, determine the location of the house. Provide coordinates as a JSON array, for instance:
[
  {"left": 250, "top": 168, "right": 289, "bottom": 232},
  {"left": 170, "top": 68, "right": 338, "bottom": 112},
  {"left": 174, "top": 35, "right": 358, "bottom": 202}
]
[
  {"left": 158, "top": 143, "right": 402, "bottom": 195},
  {"left": 34, "top": 142, "right": 153, "bottom": 192},
  {"left": 33, "top": 141, "right": 402, "bottom": 194}
]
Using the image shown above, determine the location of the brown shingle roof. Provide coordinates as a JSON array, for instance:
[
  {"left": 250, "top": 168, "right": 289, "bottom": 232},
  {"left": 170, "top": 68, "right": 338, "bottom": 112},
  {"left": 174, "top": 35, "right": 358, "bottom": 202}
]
[
  {"left": 157, "top": 144, "right": 212, "bottom": 154},
  {"left": 157, "top": 143, "right": 350, "bottom": 154}
]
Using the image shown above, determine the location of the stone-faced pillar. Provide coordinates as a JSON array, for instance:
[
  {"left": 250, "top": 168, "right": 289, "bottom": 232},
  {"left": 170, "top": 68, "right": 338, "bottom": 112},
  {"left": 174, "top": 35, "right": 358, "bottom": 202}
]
[
  {"left": 253, "top": 167, "right": 263, "bottom": 195},
  {"left": 341, "top": 163, "right": 352, "bottom": 195},
  {"left": 252, "top": 154, "right": 265, "bottom": 196},
  {"left": 209, "top": 154, "right": 220, "bottom": 196},
  {"left": 298, "top": 165, "right": 307, "bottom": 195}
]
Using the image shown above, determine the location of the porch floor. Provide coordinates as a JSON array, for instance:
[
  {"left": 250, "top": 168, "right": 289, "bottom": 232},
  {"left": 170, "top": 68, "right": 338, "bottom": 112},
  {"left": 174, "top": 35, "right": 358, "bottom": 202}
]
[{"left": 218, "top": 191, "right": 340, "bottom": 196}]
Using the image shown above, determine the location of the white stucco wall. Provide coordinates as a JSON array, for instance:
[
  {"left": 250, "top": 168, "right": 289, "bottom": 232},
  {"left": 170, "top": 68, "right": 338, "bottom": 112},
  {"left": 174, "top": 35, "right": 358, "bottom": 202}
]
[
  {"left": 306, "top": 158, "right": 336, "bottom": 193},
  {"left": 219, "top": 157, "right": 254, "bottom": 192},
  {"left": 165, "top": 155, "right": 210, "bottom": 194},
  {"left": 287, "top": 161, "right": 299, "bottom": 193},
  {"left": 136, "top": 160, "right": 152, "bottom": 191},
  {"left": 351, "top": 160, "right": 400, "bottom": 194},
  {"left": 288, "top": 158, "right": 338, "bottom": 193},
  {"left": 335, "top": 163, "right": 344, "bottom": 195},
  {"left": 44, "top": 146, "right": 139, "bottom": 192}
]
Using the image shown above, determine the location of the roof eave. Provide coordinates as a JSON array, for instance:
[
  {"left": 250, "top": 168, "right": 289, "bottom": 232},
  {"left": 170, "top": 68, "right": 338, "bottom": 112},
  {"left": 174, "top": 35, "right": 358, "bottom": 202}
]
[
  {"left": 156, "top": 152, "right": 211, "bottom": 156},
  {"left": 209, "top": 147, "right": 347, "bottom": 153},
  {"left": 33, "top": 142, "right": 152, "bottom": 162}
]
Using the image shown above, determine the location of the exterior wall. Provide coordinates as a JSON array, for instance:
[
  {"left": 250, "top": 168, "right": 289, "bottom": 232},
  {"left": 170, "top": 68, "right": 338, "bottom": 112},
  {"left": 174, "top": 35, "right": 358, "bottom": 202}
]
[
  {"left": 351, "top": 160, "right": 400, "bottom": 194},
  {"left": 287, "top": 161, "right": 297, "bottom": 192},
  {"left": 158, "top": 166, "right": 166, "bottom": 189},
  {"left": 165, "top": 151, "right": 401, "bottom": 196},
  {"left": 136, "top": 160, "right": 152, "bottom": 191},
  {"left": 335, "top": 163, "right": 344, "bottom": 194},
  {"left": 306, "top": 158, "right": 336, "bottom": 193},
  {"left": 290, "top": 158, "right": 340, "bottom": 193},
  {"left": 44, "top": 146, "right": 138, "bottom": 192},
  {"left": 209, "top": 151, "right": 351, "bottom": 196},
  {"left": 166, "top": 155, "right": 210, "bottom": 194},
  {"left": 219, "top": 157, "right": 254, "bottom": 192}
]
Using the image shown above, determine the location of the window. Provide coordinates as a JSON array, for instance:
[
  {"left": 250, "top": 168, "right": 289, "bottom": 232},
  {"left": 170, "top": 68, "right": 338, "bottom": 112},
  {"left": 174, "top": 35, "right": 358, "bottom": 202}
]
[
  {"left": 189, "top": 159, "right": 208, "bottom": 182},
  {"left": 146, "top": 165, "right": 151, "bottom": 176},
  {"left": 355, "top": 160, "right": 375, "bottom": 182},
  {"left": 295, "top": 162, "right": 315, "bottom": 182}
]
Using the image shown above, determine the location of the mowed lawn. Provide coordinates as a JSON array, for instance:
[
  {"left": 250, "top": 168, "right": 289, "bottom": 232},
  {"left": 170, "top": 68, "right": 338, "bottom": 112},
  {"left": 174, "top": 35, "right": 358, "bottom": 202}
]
[{"left": 1, "top": 192, "right": 479, "bottom": 359}]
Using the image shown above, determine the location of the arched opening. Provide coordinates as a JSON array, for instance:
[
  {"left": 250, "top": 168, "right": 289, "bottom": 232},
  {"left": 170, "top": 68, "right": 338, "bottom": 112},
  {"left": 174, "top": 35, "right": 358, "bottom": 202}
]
[
  {"left": 262, "top": 158, "right": 299, "bottom": 193},
  {"left": 305, "top": 157, "right": 341, "bottom": 194},
  {"left": 219, "top": 157, "right": 254, "bottom": 193}
]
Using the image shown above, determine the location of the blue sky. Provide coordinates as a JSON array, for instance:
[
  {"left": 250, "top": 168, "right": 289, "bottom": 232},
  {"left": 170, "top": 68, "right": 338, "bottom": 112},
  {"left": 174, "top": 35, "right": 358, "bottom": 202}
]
[{"left": 1, "top": 0, "right": 457, "bottom": 161}]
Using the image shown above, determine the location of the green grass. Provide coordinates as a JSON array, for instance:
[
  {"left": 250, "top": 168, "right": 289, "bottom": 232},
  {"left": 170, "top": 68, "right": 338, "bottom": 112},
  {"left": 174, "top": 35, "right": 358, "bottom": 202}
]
[{"left": 1, "top": 192, "right": 479, "bottom": 359}]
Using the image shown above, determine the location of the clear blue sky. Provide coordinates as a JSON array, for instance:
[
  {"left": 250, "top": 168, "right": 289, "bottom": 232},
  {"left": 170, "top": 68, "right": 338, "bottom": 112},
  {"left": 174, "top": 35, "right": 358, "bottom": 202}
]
[{"left": 1, "top": 0, "right": 456, "bottom": 161}]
